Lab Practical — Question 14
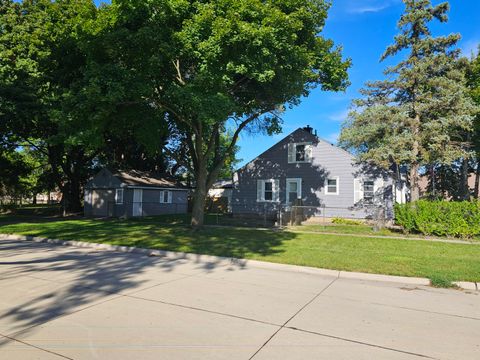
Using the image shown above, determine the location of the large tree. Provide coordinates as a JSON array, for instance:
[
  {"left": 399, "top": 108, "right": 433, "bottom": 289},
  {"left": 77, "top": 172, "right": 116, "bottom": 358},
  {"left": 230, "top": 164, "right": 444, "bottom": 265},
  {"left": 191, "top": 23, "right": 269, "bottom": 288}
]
[
  {"left": 467, "top": 49, "right": 480, "bottom": 198},
  {"left": 0, "top": 0, "right": 102, "bottom": 211},
  {"left": 0, "top": 0, "right": 169, "bottom": 211},
  {"left": 106, "top": 0, "right": 350, "bottom": 226},
  {"left": 339, "top": 0, "right": 478, "bottom": 202}
]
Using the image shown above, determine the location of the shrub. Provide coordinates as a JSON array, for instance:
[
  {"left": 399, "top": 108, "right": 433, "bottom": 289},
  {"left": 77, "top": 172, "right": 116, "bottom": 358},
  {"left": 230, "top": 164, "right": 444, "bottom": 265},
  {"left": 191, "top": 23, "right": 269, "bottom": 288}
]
[
  {"left": 394, "top": 200, "right": 480, "bottom": 238},
  {"left": 331, "top": 217, "right": 363, "bottom": 226}
]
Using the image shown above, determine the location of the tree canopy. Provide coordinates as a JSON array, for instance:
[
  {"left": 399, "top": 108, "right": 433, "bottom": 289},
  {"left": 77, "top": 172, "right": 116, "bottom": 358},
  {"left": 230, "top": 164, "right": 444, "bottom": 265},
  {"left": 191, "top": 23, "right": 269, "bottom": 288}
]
[{"left": 102, "top": 0, "right": 350, "bottom": 225}]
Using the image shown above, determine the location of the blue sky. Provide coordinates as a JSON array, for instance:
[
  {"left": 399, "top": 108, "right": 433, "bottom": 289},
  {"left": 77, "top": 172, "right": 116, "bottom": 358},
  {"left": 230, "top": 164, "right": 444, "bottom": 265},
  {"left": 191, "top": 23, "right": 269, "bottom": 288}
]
[{"left": 94, "top": 0, "right": 479, "bottom": 167}]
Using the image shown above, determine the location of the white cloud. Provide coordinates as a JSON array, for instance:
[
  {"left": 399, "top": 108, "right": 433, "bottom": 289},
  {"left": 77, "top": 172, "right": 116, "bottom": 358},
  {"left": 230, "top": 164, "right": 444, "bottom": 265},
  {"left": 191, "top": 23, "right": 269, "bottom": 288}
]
[
  {"left": 347, "top": 0, "right": 400, "bottom": 14},
  {"left": 327, "top": 109, "right": 349, "bottom": 122}
]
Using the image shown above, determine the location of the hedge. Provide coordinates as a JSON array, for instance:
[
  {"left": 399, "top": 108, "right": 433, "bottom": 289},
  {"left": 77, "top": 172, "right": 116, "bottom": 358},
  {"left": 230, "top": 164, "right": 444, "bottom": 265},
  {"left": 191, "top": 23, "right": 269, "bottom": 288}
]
[{"left": 394, "top": 200, "right": 480, "bottom": 238}]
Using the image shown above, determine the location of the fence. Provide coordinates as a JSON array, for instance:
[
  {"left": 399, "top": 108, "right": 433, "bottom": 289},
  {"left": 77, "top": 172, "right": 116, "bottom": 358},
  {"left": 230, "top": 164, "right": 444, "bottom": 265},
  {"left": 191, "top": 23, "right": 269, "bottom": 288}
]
[
  {"left": 90, "top": 201, "right": 189, "bottom": 218},
  {"left": 277, "top": 204, "right": 387, "bottom": 227},
  {"left": 90, "top": 200, "right": 388, "bottom": 229}
]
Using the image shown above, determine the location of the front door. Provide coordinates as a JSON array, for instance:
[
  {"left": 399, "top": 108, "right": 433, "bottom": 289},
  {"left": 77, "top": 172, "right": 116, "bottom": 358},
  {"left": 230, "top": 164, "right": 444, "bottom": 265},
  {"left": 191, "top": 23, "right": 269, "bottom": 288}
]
[{"left": 132, "top": 189, "right": 143, "bottom": 216}]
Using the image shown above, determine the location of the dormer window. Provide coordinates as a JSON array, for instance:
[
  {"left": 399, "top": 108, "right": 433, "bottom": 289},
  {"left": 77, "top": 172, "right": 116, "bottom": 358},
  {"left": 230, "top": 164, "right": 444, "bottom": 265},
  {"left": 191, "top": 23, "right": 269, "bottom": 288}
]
[{"left": 288, "top": 142, "right": 312, "bottom": 163}]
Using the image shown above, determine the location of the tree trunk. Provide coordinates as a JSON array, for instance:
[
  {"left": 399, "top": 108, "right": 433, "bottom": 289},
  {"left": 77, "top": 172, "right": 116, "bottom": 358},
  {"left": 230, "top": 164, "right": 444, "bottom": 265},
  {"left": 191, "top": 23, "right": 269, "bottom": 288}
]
[
  {"left": 62, "top": 177, "right": 83, "bottom": 213},
  {"left": 409, "top": 115, "right": 421, "bottom": 202},
  {"left": 191, "top": 169, "right": 208, "bottom": 227},
  {"left": 409, "top": 163, "right": 420, "bottom": 202},
  {"left": 460, "top": 157, "right": 470, "bottom": 200},
  {"left": 474, "top": 160, "right": 480, "bottom": 200}
]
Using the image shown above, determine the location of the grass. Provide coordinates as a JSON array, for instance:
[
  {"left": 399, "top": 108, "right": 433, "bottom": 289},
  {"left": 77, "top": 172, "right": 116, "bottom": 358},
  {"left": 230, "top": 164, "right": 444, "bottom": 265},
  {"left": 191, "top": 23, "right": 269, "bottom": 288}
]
[
  {"left": 1, "top": 215, "right": 479, "bottom": 283},
  {"left": 290, "top": 223, "right": 480, "bottom": 241},
  {"left": 290, "top": 224, "right": 399, "bottom": 237}
]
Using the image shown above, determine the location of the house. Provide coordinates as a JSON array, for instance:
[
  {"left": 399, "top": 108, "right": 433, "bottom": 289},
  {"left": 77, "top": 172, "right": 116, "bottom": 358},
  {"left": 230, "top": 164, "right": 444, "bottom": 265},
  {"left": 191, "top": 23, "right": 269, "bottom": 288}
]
[
  {"left": 418, "top": 173, "right": 480, "bottom": 199},
  {"left": 231, "top": 126, "right": 407, "bottom": 221},
  {"left": 84, "top": 169, "right": 189, "bottom": 217},
  {"left": 208, "top": 180, "right": 233, "bottom": 213}
]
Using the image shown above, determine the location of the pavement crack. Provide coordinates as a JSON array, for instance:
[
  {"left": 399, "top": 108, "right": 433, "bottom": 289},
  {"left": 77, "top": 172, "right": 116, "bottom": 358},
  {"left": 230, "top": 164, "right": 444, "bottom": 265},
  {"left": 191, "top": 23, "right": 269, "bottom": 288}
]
[
  {"left": 285, "top": 327, "right": 438, "bottom": 359},
  {"left": 0, "top": 333, "right": 74, "bottom": 359},
  {"left": 248, "top": 277, "right": 339, "bottom": 359}
]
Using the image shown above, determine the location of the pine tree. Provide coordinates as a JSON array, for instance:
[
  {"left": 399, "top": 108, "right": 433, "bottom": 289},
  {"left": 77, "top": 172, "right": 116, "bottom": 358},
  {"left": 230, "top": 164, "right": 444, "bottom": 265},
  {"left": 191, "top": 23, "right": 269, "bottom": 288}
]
[
  {"left": 467, "top": 49, "right": 480, "bottom": 198},
  {"left": 340, "top": 0, "right": 478, "bottom": 201}
]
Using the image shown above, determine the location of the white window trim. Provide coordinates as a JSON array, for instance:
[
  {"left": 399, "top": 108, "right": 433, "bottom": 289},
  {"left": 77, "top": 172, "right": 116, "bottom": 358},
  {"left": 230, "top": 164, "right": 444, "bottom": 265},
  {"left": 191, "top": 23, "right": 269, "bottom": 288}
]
[
  {"left": 288, "top": 142, "right": 313, "bottom": 164},
  {"left": 286, "top": 178, "right": 302, "bottom": 204},
  {"left": 115, "top": 189, "right": 124, "bottom": 204},
  {"left": 159, "top": 190, "right": 172, "bottom": 204},
  {"left": 257, "top": 179, "right": 280, "bottom": 203},
  {"left": 325, "top": 177, "right": 340, "bottom": 195}
]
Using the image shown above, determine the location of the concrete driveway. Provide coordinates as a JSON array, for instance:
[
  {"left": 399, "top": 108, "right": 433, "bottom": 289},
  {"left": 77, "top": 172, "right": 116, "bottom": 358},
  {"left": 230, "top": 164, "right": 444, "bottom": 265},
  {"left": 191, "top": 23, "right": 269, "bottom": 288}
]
[{"left": 0, "top": 238, "right": 478, "bottom": 360}]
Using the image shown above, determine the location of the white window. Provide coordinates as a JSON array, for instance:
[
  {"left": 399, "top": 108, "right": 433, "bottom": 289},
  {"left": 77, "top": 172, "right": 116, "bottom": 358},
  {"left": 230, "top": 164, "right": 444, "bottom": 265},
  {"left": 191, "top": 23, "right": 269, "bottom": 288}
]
[
  {"left": 325, "top": 177, "right": 339, "bottom": 195},
  {"left": 288, "top": 142, "right": 313, "bottom": 163},
  {"left": 286, "top": 178, "right": 302, "bottom": 204},
  {"left": 363, "top": 180, "right": 375, "bottom": 204},
  {"left": 115, "top": 189, "right": 124, "bottom": 204},
  {"left": 257, "top": 179, "right": 279, "bottom": 202},
  {"left": 160, "top": 190, "right": 172, "bottom": 204}
]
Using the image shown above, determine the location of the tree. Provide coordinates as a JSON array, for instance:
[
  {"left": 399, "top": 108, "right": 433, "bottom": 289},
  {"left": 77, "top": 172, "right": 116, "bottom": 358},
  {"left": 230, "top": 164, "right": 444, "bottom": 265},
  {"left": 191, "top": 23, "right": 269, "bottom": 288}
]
[
  {"left": 107, "top": 0, "right": 350, "bottom": 226},
  {"left": 466, "top": 49, "right": 480, "bottom": 198},
  {"left": 339, "top": 0, "right": 478, "bottom": 202},
  {"left": 0, "top": 0, "right": 102, "bottom": 211},
  {"left": 0, "top": 0, "right": 169, "bottom": 212}
]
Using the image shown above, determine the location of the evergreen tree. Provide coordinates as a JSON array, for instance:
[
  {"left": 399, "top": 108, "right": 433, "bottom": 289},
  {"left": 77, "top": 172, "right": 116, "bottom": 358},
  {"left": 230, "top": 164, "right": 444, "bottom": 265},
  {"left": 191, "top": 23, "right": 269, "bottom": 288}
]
[
  {"left": 340, "top": 0, "right": 478, "bottom": 201},
  {"left": 467, "top": 49, "right": 480, "bottom": 198}
]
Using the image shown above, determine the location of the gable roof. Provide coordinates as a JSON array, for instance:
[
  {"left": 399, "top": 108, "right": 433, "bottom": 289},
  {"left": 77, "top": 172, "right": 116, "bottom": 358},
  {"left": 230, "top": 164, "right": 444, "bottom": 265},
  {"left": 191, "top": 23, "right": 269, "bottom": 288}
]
[
  {"left": 112, "top": 169, "right": 188, "bottom": 189},
  {"left": 235, "top": 127, "right": 353, "bottom": 173}
]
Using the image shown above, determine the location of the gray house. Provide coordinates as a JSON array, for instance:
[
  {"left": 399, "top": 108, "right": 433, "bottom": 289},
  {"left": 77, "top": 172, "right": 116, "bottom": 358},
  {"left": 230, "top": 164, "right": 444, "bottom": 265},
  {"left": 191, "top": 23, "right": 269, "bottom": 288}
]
[
  {"left": 84, "top": 169, "right": 189, "bottom": 218},
  {"left": 232, "top": 126, "right": 407, "bottom": 220}
]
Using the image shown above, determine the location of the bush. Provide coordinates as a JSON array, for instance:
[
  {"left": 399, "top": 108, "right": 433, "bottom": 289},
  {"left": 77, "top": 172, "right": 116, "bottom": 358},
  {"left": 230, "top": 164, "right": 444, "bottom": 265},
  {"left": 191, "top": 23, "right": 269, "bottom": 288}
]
[
  {"left": 394, "top": 200, "right": 480, "bottom": 238},
  {"left": 331, "top": 217, "right": 363, "bottom": 226}
]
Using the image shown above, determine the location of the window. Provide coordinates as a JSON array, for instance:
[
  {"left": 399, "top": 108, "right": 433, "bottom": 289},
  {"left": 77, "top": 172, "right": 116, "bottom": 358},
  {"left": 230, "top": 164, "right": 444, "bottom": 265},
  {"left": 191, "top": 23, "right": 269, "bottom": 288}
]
[
  {"left": 325, "top": 177, "right": 339, "bottom": 195},
  {"left": 264, "top": 182, "right": 273, "bottom": 201},
  {"left": 296, "top": 144, "right": 306, "bottom": 162},
  {"left": 160, "top": 190, "right": 172, "bottom": 204},
  {"left": 363, "top": 180, "right": 375, "bottom": 204},
  {"left": 288, "top": 142, "right": 312, "bottom": 163},
  {"left": 115, "top": 189, "right": 124, "bottom": 204},
  {"left": 286, "top": 178, "right": 302, "bottom": 204},
  {"left": 257, "top": 179, "right": 279, "bottom": 202}
]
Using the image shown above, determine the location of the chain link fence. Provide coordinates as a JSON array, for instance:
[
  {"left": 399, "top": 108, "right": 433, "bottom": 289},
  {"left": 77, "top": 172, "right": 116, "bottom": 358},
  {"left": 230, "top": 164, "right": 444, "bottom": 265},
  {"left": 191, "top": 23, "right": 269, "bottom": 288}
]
[{"left": 277, "top": 204, "right": 387, "bottom": 228}]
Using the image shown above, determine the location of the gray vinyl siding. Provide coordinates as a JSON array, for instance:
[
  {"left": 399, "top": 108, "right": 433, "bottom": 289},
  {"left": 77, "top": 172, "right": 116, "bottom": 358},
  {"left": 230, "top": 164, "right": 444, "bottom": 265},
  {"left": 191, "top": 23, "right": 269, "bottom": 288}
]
[
  {"left": 84, "top": 169, "right": 189, "bottom": 218},
  {"left": 135, "top": 189, "right": 188, "bottom": 217},
  {"left": 232, "top": 128, "right": 395, "bottom": 219}
]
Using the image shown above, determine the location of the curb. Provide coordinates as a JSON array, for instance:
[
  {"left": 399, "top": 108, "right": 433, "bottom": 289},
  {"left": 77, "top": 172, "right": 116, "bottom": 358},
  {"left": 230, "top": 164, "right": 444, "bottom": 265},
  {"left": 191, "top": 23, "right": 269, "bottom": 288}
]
[{"left": 1, "top": 233, "right": 477, "bottom": 291}]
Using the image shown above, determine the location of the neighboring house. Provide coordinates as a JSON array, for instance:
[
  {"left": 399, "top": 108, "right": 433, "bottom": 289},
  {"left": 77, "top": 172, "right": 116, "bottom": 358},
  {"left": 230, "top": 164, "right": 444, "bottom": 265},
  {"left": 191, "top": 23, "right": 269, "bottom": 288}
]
[
  {"left": 419, "top": 173, "right": 480, "bottom": 199},
  {"left": 208, "top": 180, "right": 233, "bottom": 212},
  {"left": 84, "top": 169, "right": 189, "bottom": 217},
  {"left": 232, "top": 126, "right": 407, "bottom": 220}
]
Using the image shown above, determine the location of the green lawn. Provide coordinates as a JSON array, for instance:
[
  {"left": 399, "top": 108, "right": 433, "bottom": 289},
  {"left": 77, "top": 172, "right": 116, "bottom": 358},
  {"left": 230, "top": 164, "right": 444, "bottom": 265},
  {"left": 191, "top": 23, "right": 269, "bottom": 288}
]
[
  {"left": 289, "top": 223, "right": 480, "bottom": 242},
  {"left": 1, "top": 216, "right": 479, "bottom": 283},
  {"left": 290, "top": 224, "right": 400, "bottom": 236}
]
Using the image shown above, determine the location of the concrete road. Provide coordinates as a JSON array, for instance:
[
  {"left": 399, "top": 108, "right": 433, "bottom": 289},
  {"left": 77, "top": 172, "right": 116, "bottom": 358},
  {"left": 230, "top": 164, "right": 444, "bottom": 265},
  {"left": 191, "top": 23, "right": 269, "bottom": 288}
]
[{"left": 0, "top": 238, "right": 478, "bottom": 360}]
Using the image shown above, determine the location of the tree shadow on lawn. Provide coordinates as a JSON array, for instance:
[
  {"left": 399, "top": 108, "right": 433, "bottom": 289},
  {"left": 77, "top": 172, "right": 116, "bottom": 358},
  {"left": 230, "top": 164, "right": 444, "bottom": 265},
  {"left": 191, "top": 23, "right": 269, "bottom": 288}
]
[
  {"left": 0, "top": 223, "right": 297, "bottom": 345},
  {"left": 3, "top": 218, "right": 295, "bottom": 259}
]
